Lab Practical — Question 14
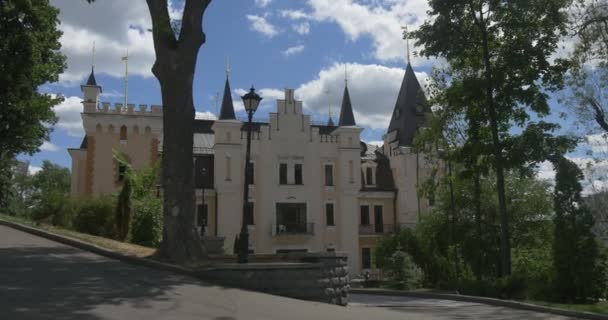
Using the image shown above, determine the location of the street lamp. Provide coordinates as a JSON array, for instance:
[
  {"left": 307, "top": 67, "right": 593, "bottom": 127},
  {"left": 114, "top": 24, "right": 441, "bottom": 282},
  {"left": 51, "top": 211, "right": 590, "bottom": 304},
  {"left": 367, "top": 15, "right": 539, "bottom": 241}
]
[{"left": 238, "top": 86, "right": 262, "bottom": 263}]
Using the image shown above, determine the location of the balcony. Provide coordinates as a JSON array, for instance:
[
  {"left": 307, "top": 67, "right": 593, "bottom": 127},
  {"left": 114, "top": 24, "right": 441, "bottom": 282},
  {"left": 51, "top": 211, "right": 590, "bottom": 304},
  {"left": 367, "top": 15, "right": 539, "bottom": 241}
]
[
  {"left": 359, "top": 224, "right": 397, "bottom": 235},
  {"left": 359, "top": 223, "right": 417, "bottom": 235},
  {"left": 272, "top": 223, "right": 315, "bottom": 236}
]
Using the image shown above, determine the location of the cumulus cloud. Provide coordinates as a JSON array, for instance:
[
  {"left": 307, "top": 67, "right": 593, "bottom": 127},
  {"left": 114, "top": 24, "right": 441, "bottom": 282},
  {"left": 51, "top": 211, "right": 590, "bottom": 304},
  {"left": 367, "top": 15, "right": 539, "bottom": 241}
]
[
  {"left": 301, "top": 0, "right": 430, "bottom": 63},
  {"left": 246, "top": 15, "right": 279, "bottom": 38},
  {"left": 292, "top": 22, "right": 310, "bottom": 35},
  {"left": 280, "top": 9, "right": 312, "bottom": 20},
  {"left": 282, "top": 44, "right": 305, "bottom": 56},
  {"left": 40, "top": 142, "right": 60, "bottom": 152},
  {"left": 294, "top": 62, "right": 428, "bottom": 130},
  {"left": 53, "top": 96, "right": 84, "bottom": 137},
  {"left": 28, "top": 165, "right": 42, "bottom": 175},
  {"left": 49, "top": 0, "right": 162, "bottom": 84},
  {"left": 255, "top": 0, "right": 273, "bottom": 8},
  {"left": 195, "top": 111, "right": 217, "bottom": 120}
]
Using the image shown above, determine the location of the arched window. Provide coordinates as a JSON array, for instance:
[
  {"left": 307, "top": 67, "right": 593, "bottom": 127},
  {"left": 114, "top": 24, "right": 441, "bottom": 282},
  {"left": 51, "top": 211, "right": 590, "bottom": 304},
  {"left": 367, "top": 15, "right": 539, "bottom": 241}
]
[{"left": 120, "top": 125, "right": 127, "bottom": 141}]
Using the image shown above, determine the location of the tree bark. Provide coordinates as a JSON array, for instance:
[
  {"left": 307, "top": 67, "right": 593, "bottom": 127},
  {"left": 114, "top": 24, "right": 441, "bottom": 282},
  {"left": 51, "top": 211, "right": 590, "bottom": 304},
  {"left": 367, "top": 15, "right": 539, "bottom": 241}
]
[
  {"left": 146, "top": 0, "right": 211, "bottom": 263},
  {"left": 473, "top": 1, "right": 512, "bottom": 276}
]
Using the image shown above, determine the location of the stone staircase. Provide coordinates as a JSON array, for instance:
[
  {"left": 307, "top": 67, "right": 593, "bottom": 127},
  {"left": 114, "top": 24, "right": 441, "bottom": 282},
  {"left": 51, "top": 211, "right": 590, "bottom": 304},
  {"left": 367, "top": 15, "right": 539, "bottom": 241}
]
[{"left": 202, "top": 236, "right": 225, "bottom": 255}]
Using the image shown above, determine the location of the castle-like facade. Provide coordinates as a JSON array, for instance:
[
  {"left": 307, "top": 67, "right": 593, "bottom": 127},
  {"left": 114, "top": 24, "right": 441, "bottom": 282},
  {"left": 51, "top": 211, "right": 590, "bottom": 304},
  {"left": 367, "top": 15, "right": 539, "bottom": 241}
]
[{"left": 68, "top": 63, "right": 434, "bottom": 274}]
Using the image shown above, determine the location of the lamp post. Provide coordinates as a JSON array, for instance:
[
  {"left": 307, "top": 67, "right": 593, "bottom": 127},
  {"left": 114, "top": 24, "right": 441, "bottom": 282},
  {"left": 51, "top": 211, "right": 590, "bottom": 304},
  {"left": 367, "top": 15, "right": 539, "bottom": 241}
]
[{"left": 238, "top": 86, "right": 262, "bottom": 263}]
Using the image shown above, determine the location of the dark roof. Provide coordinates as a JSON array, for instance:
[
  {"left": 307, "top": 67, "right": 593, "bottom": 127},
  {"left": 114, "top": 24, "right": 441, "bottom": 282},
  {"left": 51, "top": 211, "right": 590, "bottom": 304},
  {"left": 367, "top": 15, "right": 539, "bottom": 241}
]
[
  {"left": 361, "top": 150, "right": 396, "bottom": 192},
  {"left": 79, "top": 136, "right": 88, "bottom": 149},
  {"left": 312, "top": 124, "right": 337, "bottom": 135},
  {"left": 387, "top": 63, "right": 429, "bottom": 146},
  {"left": 219, "top": 77, "right": 236, "bottom": 120},
  {"left": 338, "top": 85, "right": 356, "bottom": 126},
  {"left": 193, "top": 119, "right": 215, "bottom": 133},
  {"left": 86, "top": 67, "right": 97, "bottom": 86},
  {"left": 327, "top": 116, "right": 335, "bottom": 127}
]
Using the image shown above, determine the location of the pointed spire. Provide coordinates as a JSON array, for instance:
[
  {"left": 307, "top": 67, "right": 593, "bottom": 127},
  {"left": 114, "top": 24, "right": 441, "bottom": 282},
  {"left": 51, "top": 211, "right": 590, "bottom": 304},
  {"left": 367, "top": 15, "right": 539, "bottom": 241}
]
[
  {"left": 387, "top": 62, "right": 428, "bottom": 146},
  {"left": 338, "top": 83, "right": 356, "bottom": 126},
  {"left": 218, "top": 75, "right": 236, "bottom": 120},
  {"left": 86, "top": 67, "right": 97, "bottom": 86}
]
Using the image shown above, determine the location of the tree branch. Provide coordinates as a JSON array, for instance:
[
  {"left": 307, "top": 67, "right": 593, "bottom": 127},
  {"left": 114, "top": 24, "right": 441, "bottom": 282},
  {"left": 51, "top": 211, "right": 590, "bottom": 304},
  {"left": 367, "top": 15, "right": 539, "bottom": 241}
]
[
  {"left": 178, "top": 0, "right": 211, "bottom": 52},
  {"left": 587, "top": 97, "right": 608, "bottom": 132},
  {"left": 146, "top": 0, "right": 176, "bottom": 62}
]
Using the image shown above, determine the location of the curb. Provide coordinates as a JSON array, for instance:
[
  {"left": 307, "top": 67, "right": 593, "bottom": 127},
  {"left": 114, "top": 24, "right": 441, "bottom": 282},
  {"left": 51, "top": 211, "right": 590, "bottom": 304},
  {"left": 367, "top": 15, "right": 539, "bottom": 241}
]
[
  {"left": 0, "top": 219, "right": 197, "bottom": 278},
  {"left": 351, "top": 288, "right": 608, "bottom": 320}
]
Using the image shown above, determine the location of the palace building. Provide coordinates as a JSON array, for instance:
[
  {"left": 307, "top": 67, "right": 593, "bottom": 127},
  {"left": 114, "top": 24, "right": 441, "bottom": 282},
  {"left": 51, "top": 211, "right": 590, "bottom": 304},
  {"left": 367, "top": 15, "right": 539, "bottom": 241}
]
[{"left": 68, "top": 63, "right": 434, "bottom": 274}]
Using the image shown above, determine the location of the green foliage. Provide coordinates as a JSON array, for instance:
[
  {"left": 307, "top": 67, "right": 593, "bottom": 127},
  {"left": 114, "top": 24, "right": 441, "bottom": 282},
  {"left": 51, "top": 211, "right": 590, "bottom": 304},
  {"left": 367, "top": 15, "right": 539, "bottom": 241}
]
[
  {"left": 130, "top": 197, "right": 163, "bottom": 248},
  {"left": 0, "top": 0, "right": 66, "bottom": 161},
  {"left": 386, "top": 246, "right": 423, "bottom": 290},
  {"left": 72, "top": 196, "right": 116, "bottom": 238},
  {"left": 552, "top": 156, "right": 607, "bottom": 302}
]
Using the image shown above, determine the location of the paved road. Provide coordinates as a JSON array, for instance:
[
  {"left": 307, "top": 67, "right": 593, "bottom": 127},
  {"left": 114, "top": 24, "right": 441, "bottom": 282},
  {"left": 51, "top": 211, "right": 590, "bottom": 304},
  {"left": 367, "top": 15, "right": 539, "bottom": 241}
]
[
  {"left": 0, "top": 225, "right": 576, "bottom": 320},
  {"left": 349, "top": 294, "right": 576, "bottom": 319}
]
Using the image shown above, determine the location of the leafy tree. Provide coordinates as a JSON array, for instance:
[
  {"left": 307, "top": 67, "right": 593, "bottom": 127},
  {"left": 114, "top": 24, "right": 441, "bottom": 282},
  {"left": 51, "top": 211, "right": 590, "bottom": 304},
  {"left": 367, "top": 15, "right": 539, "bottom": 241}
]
[
  {"left": 551, "top": 156, "right": 607, "bottom": 301},
  {"left": 29, "top": 160, "right": 72, "bottom": 226},
  {"left": 413, "top": 0, "right": 573, "bottom": 276},
  {"left": 85, "top": 0, "right": 209, "bottom": 263},
  {"left": 0, "top": 0, "right": 66, "bottom": 207}
]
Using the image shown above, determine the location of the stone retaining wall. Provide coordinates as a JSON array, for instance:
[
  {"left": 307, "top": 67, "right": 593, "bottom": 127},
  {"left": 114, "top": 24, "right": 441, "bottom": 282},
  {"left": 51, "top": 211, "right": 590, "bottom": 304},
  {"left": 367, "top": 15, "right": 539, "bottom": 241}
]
[{"left": 199, "top": 253, "right": 350, "bottom": 306}]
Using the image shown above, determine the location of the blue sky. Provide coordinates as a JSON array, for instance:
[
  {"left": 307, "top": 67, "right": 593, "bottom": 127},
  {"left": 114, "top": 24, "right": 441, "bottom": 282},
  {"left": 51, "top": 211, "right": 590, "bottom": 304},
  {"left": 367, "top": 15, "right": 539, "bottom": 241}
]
[{"left": 19, "top": 0, "right": 608, "bottom": 191}]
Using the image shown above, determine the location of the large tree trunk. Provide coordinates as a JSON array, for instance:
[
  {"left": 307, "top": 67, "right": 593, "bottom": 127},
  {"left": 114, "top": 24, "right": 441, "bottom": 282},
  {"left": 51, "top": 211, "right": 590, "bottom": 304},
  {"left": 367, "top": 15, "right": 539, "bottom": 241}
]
[
  {"left": 146, "top": 0, "right": 210, "bottom": 263},
  {"left": 476, "top": 3, "right": 511, "bottom": 276}
]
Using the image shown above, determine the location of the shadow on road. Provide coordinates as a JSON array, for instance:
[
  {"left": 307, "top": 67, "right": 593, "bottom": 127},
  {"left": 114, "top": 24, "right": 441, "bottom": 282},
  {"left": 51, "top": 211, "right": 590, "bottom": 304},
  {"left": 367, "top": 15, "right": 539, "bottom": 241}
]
[{"left": 0, "top": 246, "right": 194, "bottom": 320}]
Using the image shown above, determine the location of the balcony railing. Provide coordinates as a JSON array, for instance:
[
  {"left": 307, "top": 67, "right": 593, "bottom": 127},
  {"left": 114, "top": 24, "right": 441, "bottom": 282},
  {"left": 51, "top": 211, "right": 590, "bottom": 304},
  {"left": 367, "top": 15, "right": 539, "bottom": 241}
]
[
  {"left": 359, "top": 223, "right": 417, "bottom": 235},
  {"left": 272, "top": 223, "right": 315, "bottom": 236}
]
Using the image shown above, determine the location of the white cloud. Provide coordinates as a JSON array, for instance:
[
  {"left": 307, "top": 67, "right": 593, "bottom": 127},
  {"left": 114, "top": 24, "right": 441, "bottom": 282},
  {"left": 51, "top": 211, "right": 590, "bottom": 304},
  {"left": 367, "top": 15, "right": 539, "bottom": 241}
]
[
  {"left": 40, "top": 142, "right": 60, "bottom": 152},
  {"left": 53, "top": 96, "right": 84, "bottom": 137},
  {"left": 292, "top": 22, "right": 310, "bottom": 35},
  {"left": 280, "top": 9, "right": 312, "bottom": 20},
  {"left": 195, "top": 111, "right": 217, "bottom": 120},
  {"left": 302, "top": 0, "right": 430, "bottom": 63},
  {"left": 246, "top": 15, "right": 279, "bottom": 38},
  {"left": 28, "top": 165, "right": 42, "bottom": 175},
  {"left": 50, "top": 0, "right": 160, "bottom": 85},
  {"left": 255, "top": 0, "right": 273, "bottom": 8},
  {"left": 295, "top": 62, "right": 428, "bottom": 130},
  {"left": 282, "top": 44, "right": 305, "bottom": 56}
]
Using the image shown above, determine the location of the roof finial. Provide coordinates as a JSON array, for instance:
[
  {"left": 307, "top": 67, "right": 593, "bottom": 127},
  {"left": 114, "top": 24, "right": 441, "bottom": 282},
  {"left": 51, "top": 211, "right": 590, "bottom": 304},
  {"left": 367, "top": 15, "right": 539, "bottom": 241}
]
[
  {"left": 226, "top": 56, "right": 230, "bottom": 79},
  {"left": 92, "top": 41, "right": 96, "bottom": 70},
  {"left": 401, "top": 25, "right": 410, "bottom": 64},
  {"left": 344, "top": 63, "right": 348, "bottom": 86},
  {"left": 121, "top": 48, "right": 129, "bottom": 107}
]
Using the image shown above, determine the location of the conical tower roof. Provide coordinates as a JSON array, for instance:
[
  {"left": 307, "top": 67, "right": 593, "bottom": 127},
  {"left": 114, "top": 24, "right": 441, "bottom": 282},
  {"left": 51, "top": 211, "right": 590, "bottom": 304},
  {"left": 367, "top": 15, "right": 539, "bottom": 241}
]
[
  {"left": 338, "top": 85, "right": 356, "bottom": 126},
  {"left": 387, "top": 63, "right": 429, "bottom": 146},
  {"left": 218, "top": 77, "right": 236, "bottom": 120}
]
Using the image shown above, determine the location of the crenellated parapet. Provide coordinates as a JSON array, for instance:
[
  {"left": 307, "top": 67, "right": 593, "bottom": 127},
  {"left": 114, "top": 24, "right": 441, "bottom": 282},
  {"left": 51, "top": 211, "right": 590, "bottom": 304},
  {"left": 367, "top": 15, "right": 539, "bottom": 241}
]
[{"left": 89, "top": 102, "right": 163, "bottom": 116}]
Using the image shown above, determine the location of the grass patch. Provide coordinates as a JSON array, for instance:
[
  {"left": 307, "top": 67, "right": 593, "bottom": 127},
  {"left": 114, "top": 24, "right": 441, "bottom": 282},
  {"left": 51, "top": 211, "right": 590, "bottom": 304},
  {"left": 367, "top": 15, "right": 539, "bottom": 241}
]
[
  {"left": 0, "top": 214, "right": 156, "bottom": 258},
  {"left": 526, "top": 300, "right": 608, "bottom": 314}
]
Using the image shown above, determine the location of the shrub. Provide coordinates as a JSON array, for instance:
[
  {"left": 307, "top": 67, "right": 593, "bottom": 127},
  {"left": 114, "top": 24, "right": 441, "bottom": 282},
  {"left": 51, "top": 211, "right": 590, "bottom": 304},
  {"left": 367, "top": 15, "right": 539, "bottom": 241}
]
[
  {"left": 130, "top": 197, "right": 162, "bottom": 248},
  {"left": 72, "top": 196, "right": 116, "bottom": 238}
]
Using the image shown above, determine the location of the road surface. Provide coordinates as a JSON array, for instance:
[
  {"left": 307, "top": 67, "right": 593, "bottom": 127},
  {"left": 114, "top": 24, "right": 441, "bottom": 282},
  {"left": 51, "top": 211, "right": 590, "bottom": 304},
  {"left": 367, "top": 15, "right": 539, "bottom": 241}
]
[{"left": 0, "top": 225, "right": 575, "bottom": 319}]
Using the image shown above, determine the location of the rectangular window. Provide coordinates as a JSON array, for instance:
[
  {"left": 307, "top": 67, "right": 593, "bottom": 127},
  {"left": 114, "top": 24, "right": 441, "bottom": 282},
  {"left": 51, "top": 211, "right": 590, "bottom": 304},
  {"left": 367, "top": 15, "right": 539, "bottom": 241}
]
[
  {"left": 247, "top": 161, "right": 255, "bottom": 185},
  {"left": 245, "top": 202, "right": 254, "bottom": 225},
  {"left": 360, "top": 205, "right": 370, "bottom": 225},
  {"left": 324, "top": 164, "right": 333, "bottom": 186},
  {"left": 362, "top": 248, "right": 372, "bottom": 269},
  {"left": 325, "top": 203, "right": 335, "bottom": 226},
  {"left": 366, "top": 167, "right": 374, "bottom": 185},
  {"left": 279, "top": 163, "right": 288, "bottom": 185},
  {"left": 276, "top": 203, "right": 308, "bottom": 234},
  {"left": 374, "top": 205, "right": 383, "bottom": 233},
  {"left": 294, "top": 163, "right": 303, "bottom": 185}
]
